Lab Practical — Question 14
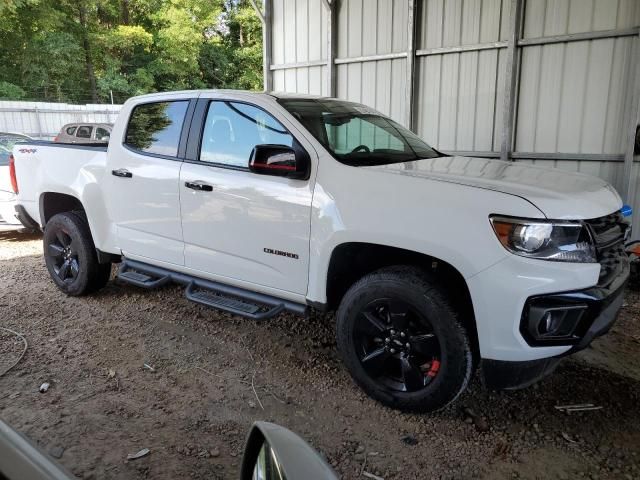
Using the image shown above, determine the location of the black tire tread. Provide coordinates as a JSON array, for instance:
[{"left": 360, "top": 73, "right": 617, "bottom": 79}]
[
  {"left": 43, "top": 211, "right": 111, "bottom": 296},
  {"left": 336, "top": 265, "right": 473, "bottom": 413}
]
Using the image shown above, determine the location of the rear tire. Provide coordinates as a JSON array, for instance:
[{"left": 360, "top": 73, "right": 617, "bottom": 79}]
[
  {"left": 43, "top": 211, "right": 111, "bottom": 296},
  {"left": 336, "top": 266, "right": 473, "bottom": 413}
]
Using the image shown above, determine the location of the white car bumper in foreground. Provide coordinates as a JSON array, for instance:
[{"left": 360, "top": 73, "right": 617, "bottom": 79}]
[{"left": 0, "top": 191, "right": 20, "bottom": 225}]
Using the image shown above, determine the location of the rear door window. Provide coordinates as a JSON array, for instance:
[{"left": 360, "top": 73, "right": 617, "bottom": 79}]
[
  {"left": 125, "top": 101, "right": 189, "bottom": 157},
  {"left": 76, "top": 126, "right": 93, "bottom": 139}
]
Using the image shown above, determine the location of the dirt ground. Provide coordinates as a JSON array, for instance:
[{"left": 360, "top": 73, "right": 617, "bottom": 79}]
[{"left": 1, "top": 225, "right": 640, "bottom": 480}]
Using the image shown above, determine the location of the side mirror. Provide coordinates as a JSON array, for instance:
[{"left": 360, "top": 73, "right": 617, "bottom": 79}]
[
  {"left": 249, "top": 144, "right": 310, "bottom": 180},
  {"left": 240, "top": 422, "right": 337, "bottom": 480}
]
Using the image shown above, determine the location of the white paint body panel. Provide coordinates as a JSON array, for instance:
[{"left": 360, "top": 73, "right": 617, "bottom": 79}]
[
  {"left": 179, "top": 163, "right": 313, "bottom": 294},
  {"left": 369, "top": 156, "right": 623, "bottom": 220},
  {"left": 12, "top": 145, "right": 115, "bottom": 249},
  {"left": 13, "top": 90, "right": 625, "bottom": 363},
  {"left": 104, "top": 92, "right": 195, "bottom": 266},
  {"left": 178, "top": 91, "right": 317, "bottom": 295},
  {"left": 0, "top": 192, "right": 20, "bottom": 225},
  {"left": 0, "top": 166, "right": 20, "bottom": 224}
]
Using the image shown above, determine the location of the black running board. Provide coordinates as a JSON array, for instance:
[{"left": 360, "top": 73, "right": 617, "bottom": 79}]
[
  {"left": 117, "top": 259, "right": 306, "bottom": 320},
  {"left": 118, "top": 269, "right": 170, "bottom": 289}
]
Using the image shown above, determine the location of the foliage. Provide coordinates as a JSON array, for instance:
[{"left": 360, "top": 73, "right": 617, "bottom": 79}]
[
  {"left": 0, "top": 0, "right": 263, "bottom": 103},
  {"left": 23, "top": 31, "right": 86, "bottom": 102},
  {"left": 0, "top": 81, "right": 26, "bottom": 100},
  {"left": 99, "top": 25, "right": 153, "bottom": 55}
]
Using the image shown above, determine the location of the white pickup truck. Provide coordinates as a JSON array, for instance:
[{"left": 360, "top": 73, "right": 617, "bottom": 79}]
[{"left": 11, "top": 90, "right": 631, "bottom": 412}]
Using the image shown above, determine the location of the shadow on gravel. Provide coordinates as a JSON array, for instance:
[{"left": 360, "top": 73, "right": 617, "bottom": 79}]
[
  {"left": 0, "top": 228, "right": 41, "bottom": 242},
  {"left": 463, "top": 360, "right": 640, "bottom": 419}
]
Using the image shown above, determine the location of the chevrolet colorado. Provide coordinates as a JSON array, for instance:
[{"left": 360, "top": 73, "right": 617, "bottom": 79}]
[{"left": 11, "top": 90, "right": 631, "bottom": 412}]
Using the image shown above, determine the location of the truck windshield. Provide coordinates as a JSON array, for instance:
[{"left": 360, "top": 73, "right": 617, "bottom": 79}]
[{"left": 277, "top": 98, "right": 441, "bottom": 166}]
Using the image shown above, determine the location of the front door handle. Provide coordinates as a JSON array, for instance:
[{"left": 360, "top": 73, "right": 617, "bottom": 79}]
[
  {"left": 185, "top": 181, "right": 213, "bottom": 192},
  {"left": 112, "top": 168, "right": 132, "bottom": 178}
]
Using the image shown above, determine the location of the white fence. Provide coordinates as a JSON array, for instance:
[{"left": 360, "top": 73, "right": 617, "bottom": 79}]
[{"left": 0, "top": 101, "right": 122, "bottom": 140}]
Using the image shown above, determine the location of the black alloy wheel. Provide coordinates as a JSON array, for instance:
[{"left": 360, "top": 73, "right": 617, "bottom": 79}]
[
  {"left": 336, "top": 266, "right": 473, "bottom": 412},
  {"left": 355, "top": 299, "right": 441, "bottom": 392},
  {"left": 43, "top": 211, "right": 112, "bottom": 296},
  {"left": 47, "top": 229, "right": 80, "bottom": 284}
]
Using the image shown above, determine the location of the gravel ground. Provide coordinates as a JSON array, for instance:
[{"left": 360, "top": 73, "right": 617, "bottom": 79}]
[{"left": 1, "top": 225, "right": 640, "bottom": 480}]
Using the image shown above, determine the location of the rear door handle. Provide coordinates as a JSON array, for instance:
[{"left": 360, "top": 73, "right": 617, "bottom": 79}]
[
  {"left": 185, "top": 181, "right": 213, "bottom": 192},
  {"left": 112, "top": 168, "right": 132, "bottom": 178}
]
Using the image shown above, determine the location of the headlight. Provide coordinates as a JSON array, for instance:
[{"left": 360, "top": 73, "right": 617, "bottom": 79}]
[{"left": 490, "top": 216, "right": 596, "bottom": 263}]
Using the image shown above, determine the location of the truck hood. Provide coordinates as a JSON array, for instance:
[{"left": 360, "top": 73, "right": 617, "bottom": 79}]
[{"left": 369, "top": 156, "right": 622, "bottom": 219}]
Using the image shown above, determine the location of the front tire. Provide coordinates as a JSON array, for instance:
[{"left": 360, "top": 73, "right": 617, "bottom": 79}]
[
  {"left": 43, "top": 212, "right": 111, "bottom": 296},
  {"left": 336, "top": 266, "right": 473, "bottom": 413}
]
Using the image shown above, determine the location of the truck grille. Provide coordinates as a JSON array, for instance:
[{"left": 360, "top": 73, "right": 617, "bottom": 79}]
[{"left": 584, "top": 211, "right": 629, "bottom": 284}]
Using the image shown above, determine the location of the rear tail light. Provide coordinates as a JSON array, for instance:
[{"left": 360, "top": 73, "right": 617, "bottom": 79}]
[
  {"left": 9, "top": 153, "right": 18, "bottom": 194},
  {"left": 53, "top": 136, "right": 58, "bottom": 142}
]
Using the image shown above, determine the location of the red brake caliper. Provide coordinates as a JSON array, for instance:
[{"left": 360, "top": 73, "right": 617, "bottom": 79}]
[{"left": 425, "top": 359, "right": 441, "bottom": 378}]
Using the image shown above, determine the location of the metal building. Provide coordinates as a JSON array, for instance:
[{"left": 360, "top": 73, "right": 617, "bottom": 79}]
[{"left": 252, "top": 0, "right": 640, "bottom": 237}]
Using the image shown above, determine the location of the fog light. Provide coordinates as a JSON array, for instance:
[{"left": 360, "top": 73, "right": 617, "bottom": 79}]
[
  {"left": 522, "top": 303, "right": 589, "bottom": 345},
  {"left": 540, "top": 312, "right": 556, "bottom": 335},
  {"left": 538, "top": 310, "right": 569, "bottom": 336}
]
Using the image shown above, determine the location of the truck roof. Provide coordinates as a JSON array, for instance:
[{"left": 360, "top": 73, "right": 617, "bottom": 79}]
[{"left": 128, "top": 89, "right": 332, "bottom": 102}]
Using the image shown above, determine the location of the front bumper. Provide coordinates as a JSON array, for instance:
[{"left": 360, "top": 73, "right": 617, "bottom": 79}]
[
  {"left": 482, "top": 357, "right": 561, "bottom": 390},
  {"left": 468, "top": 255, "right": 602, "bottom": 361},
  {"left": 482, "top": 257, "right": 629, "bottom": 390},
  {"left": 520, "top": 257, "right": 628, "bottom": 347}
]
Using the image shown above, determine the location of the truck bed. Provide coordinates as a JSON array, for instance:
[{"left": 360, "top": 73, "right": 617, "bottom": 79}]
[{"left": 12, "top": 140, "right": 110, "bottom": 228}]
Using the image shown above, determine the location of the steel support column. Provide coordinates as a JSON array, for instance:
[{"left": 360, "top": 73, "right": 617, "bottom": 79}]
[
  {"left": 500, "top": 0, "right": 524, "bottom": 162},
  {"left": 323, "top": 0, "right": 337, "bottom": 97},
  {"left": 251, "top": 0, "right": 273, "bottom": 91},
  {"left": 34, "top": 107, "right": 42, "bottom": 139},
  {"left": 405, "top": 0, "right": 418, "bottom": 130},
  {"left": 622, "top": 31, "right": 640, "bottom": 203}
]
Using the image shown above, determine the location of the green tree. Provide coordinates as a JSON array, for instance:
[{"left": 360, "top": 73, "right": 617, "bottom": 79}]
[
  {"left": 23, "top": 31, "right": 85, "bottom": 102},
  {"left": 149, "top": 0, "right": 222, "bottom": 90},
  {"left": 0, "top": 82, "right": 26, "bottom": 100},
  {"left": 199, "top": 1, "right": 263, "bottom": 91},
  {"left": 0, "top": 0, "right": 264, "bottom": 103}
]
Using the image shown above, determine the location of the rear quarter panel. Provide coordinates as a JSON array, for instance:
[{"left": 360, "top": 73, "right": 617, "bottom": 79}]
[{"left": 13, "top": 143, "right": 116, "bottom": 251}]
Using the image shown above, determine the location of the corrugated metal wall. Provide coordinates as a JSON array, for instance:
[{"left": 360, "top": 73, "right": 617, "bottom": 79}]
[
  {"left": 272, "top": 0, "right": 328, "bottom": 95},
  {"left": 515, "top": 0, "right": 640, "bottom": 235},
  {"left": 335, "top": 0, "right": 409, "bottom": 123},
  {"left": 0, "top": 101, "right": 122, "bottom": 140},
  {"left": 517, "top": 1, "right": 635, "bottom": 157},
  {"left": 266, "top": 0, "right": 640, "bottom": 236},
  {"left": 272, "top": 0, "right": 410, "bottom": 123},
  {"left": 415, "top": 0, "right": 510, "bottom": 152}
]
